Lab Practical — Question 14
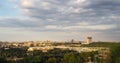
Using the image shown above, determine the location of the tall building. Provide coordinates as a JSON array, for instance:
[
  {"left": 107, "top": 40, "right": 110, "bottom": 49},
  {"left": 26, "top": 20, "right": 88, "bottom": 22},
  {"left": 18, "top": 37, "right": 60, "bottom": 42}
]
[{"left": 87, "top": 37, "right": 92, "bottom": 44}]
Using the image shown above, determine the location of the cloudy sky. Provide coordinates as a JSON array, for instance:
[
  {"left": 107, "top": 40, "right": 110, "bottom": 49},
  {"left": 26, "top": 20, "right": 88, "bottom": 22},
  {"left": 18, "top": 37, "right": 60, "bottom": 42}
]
[{"left": 0, "top": 0, "right": 120, "bottom": 42}]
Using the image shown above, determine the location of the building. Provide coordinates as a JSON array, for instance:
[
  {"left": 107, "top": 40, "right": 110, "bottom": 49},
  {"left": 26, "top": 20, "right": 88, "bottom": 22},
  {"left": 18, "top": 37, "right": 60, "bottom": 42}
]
[
  {"left": 87, "top": 37, "right": 92, "bottom": 44},
  {"left": 81, "top": 37, "right": 93, "bottom": 44}
]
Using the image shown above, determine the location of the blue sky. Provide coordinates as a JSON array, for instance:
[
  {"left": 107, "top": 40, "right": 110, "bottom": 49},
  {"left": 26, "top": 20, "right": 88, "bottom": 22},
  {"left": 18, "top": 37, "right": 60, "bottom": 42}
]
[
  {"left": 0, "top": 0, "right": 120, "bottom": 42},
  {"left": 0, "top": 0, "right": 21, "bottom": 17}
]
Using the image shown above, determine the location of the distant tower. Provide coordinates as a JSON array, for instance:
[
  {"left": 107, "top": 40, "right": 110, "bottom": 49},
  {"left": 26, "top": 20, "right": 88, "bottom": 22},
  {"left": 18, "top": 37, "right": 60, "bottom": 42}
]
[
  {"left": 87, "top": 37, "right": 92, "bottom": 44},
  {"left": 71, "top": 39, "right": 74, "bottom": 43}
]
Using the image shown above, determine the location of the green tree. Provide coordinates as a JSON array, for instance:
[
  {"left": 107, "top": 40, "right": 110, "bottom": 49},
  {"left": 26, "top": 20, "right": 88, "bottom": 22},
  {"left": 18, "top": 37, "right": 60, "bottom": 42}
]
[
  {"left": 63, "top": 53, "right": 78, "bottom": 63},
  {"left": 0, "top": 57, "right": 8, "bottom": 63},
  {"left": 46, "top": 57, "right": 60, "bottom": 63}
]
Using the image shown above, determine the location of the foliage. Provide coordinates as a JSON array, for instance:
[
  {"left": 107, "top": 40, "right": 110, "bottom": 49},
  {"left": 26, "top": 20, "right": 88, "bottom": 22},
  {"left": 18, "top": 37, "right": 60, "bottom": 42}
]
[
  {"left": 82, "top": 42, "right": 120, "bottom": 63},
  {"left": 0, "top": 42, "right": 120, "bottom": 63}
]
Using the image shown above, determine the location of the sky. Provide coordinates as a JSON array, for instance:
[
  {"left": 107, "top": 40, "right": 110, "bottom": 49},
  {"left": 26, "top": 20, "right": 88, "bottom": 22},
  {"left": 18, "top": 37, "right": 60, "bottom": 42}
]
[{"left": 0, "top": 0, "right": 120, "bottom": 42}]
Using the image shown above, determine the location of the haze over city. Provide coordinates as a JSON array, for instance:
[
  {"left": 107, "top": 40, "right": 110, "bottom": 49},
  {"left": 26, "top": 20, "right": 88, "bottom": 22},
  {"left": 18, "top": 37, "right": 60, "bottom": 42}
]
[{"left": 0, "top": 0, "right": 120, "bottom": 42}]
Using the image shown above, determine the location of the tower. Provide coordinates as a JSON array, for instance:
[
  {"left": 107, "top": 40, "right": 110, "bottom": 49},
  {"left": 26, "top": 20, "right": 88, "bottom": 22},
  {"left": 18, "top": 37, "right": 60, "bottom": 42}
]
[{"left": 87, "top": 37, "right": 92, "bottom": 44}]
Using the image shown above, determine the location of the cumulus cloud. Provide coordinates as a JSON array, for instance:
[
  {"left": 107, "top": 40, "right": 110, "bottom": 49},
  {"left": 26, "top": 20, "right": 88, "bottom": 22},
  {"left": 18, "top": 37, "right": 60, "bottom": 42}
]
[
  {"left": 0, "top": 0, "right": 120, "bottom": 41},
  {"left": 45, "top": 24, "right": 116, "bottom": 30},
  {"left": 1, "top": 0, "right": 120, "bottom": 31}
]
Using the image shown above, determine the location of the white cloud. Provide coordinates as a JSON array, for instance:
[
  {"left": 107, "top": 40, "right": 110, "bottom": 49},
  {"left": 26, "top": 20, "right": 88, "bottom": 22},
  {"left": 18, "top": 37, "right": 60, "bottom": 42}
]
[
  {"left": 21, "top": 0, "right": 35, "bottom": 7},
  {"left": 45, "top": 25, "right": 57, "bottom": 29},
  {"left": 86, "top": 25, "right": 116, "bottom": 30},
  {"left": 74, "top": 0, "right": 86, "bottom": 4},
  {"left": 41, "top": 1, "right": 52, "bottom": 10},
  {"left": 77, "top": 22, "right": 90, "bottom": 26},
  {"left": 45, "top": 24, "right": 116, "bottom": 30},
  {"left": 0, "top": 0, "right": 120, "bottom": 41}
]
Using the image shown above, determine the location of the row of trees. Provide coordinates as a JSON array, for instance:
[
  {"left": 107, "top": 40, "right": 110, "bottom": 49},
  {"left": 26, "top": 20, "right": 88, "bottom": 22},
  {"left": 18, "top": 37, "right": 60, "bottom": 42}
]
[
  {"left": 19, "top": 49, "right": 99, "bottom": 63},
  {"left": 1, "top": 42, "right": 120, "bottom": 63},
  {"left": 110, "top": 45, "right": 120, "bottom": 63},
  {"left": 0, "top": 48, "right": 27, "bottom": 58},
  {"left": 0, "top": 48, "right": 99, "bottom": 63},
  {"left": 82, "top": 42, "right": 120, "bottom": 63}
]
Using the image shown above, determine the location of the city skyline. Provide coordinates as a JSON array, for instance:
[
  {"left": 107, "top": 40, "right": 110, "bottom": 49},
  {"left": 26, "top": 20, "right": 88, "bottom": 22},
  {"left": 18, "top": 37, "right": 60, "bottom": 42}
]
[{"left": 0, "top": 0, "right": 120, "bottom": 42}]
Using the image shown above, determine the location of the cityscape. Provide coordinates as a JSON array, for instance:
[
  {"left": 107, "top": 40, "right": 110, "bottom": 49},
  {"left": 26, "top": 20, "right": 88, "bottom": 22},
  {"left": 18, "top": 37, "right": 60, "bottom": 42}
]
[
  {"left": 0, "top": 37, "right": 119, "bottom": 63},
  {"left": 0, "top": 0, "right": 120, "bottom": 63}
]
